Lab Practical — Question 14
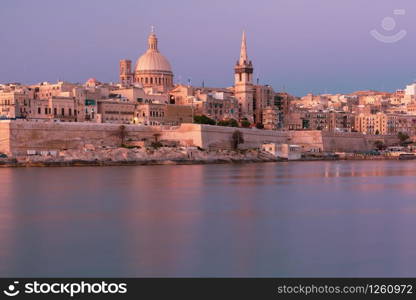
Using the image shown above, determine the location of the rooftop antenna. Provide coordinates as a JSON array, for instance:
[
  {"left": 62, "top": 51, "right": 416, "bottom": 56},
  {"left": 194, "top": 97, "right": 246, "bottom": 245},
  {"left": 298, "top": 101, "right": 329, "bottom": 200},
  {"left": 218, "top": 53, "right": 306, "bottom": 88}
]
[
  {"left": 202, "top": 80, "right": 205, "bottom": 88},
  {"left": 187, "top": 78, "right": 191, "bottom": 87},
  {"left": 151, "top": 25, "right": 155, "bottom": 33}
]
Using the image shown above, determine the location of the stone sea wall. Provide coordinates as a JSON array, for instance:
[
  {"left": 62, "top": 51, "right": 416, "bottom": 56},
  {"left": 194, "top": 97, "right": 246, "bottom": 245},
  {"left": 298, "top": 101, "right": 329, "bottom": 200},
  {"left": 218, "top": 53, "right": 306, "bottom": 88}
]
[{"left": 0, "top": 120, "right": 399, "bottom": 156}]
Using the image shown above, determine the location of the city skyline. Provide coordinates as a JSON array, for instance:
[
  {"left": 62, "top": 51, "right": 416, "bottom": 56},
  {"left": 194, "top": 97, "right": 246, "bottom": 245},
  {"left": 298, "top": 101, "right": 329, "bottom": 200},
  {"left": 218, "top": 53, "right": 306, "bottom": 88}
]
[{"left": 1, "top": 0, "right": 416, "bottom": 96}]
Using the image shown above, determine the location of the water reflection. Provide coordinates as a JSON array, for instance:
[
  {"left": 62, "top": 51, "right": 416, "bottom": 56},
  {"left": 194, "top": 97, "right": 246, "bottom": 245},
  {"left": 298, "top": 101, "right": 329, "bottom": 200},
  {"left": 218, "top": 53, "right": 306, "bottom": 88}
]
[{"left": 1, "top": 161, "right": 416, "bottom": 277}]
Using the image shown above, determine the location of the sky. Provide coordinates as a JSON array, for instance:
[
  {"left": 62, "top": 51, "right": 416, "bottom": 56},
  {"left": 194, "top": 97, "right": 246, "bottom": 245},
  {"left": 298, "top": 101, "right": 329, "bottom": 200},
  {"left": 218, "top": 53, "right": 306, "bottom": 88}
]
[{"left": 1, "top": 0, "right": 416, "bottom": 96}]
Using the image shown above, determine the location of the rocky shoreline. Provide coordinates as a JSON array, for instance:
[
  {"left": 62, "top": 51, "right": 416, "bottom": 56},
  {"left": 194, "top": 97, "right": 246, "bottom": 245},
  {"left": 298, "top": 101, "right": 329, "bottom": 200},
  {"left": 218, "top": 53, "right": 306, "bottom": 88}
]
[
  {"left": 0, "top": 146, "right": 281, "bottom": 168},
  {"left": 0, "top": 145, "right": 411, "bottom": 168}
]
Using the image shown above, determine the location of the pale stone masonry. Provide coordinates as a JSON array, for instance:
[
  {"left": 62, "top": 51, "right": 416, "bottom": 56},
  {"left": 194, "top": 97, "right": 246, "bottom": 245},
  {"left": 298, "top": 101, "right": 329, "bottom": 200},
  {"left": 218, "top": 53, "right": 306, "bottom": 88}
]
[
  {"left": 234, "top": 31, "right": 254, "bottom": 122},
  {"left": 0, "top": 121, "right": 398, "bottom": 156}
]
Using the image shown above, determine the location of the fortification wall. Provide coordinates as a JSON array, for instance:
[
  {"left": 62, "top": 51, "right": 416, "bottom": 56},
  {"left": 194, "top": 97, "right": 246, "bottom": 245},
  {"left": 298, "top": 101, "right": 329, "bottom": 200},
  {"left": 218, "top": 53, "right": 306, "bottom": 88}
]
[
  {"left": 322, "top": 132, "right": 399, "bottom": 152},
  {"left": 2, "top": 121, "right": 158, "bottom": 155},
  {"left": 198, "top": 124, "right": 288, "bottom": 149},
  {"left": 0, "top": 121, "right": 399, "bottom": 156},
  {"left": 288, "top": 131, "right": 324, "bottom": 152},
  {"left": 321, "top": 132, "right": 368, "bottom": 152},
  {"left": 161, "top": 124, "right": 203, "bottom": 147},
  {"left": 0, "top": 121, "right": 10, "bottom": 154}
]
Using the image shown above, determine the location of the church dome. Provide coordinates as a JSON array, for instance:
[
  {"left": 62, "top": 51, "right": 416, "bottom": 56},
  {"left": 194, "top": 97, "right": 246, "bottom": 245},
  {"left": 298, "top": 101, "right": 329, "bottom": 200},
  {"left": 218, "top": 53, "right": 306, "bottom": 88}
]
[{"left": 135, "top": 32, "right": 172, "bottom": 73}]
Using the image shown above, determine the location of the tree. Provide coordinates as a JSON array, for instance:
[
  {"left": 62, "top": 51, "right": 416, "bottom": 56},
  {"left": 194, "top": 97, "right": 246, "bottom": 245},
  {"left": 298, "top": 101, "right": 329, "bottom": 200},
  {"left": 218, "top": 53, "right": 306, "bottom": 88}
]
[
  {"left": 374, "top": 140, "right": 385, "bottom": 150},
  {"left": 398, "top": 132, "right": 410, "bottom": 146},
  {"left": 153, "top": 133, "right": 161, "bottom": 142},
  {"left": 217, "top": 120, "right": 229, "bottom": 126},
  {"left": 231, "top": 130, "right": 244, "bottom": 150},
  {"left": 241, "top": 118, "right": 251, "bottom": 128},
  {"left": 117, "top": 125, "right": 127, "bottom": 146},
  {"left": 229, "top": 119, "right": 239, "bottom": 127},
  {"left": 194, "top": 115, "right": 216, "bottom": 125},
  {"left": 218, "top": 118, "right": 239, "bottom": 127}
]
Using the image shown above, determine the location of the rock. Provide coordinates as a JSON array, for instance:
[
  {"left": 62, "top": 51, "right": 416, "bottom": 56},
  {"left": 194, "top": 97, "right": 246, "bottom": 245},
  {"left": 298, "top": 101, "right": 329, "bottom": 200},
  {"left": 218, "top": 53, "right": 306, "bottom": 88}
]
[
  {"left": 84, "top": 144, "right": 96, "bottom": 151},
  {"left": 111, "top": 148, "right": 130, "bottom": 161},
  {"left": 13, "top": 146, "right": 275, "bottom": 166}
]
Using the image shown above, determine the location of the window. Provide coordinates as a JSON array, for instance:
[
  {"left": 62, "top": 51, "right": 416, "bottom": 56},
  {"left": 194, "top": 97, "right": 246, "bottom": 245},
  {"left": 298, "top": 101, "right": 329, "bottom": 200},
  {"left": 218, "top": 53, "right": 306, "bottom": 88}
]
[
  {"left": 44, "top": 108, "right": 48, "bottom": 114},
  {"left": 38, "top": 107, "right": 41, "bottom": 114},
  {"left": 54, "top": 108, "right": 57, "bottom": 115},
  {"left": 69, "top": 108, "right": 72, "bottom": 116},
  {"left": 62, "top": 108, "right": 65, "bottom": 116}
]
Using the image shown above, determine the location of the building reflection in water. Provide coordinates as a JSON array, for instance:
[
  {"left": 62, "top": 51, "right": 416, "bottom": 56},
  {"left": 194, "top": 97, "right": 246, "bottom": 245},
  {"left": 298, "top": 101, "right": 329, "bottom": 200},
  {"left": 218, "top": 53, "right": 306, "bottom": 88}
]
[
  {"left": 1, "top": 161, "right": 416, "bottom": 276},
  {"left": 0, "top": 168, "right": 18, "bottom": 275}
]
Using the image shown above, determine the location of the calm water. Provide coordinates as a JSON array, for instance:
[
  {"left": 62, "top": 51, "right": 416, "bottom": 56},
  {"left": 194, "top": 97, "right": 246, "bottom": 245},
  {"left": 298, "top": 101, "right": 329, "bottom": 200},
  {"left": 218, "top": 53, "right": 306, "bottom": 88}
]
[{"left": 1, "top": 161, "right": 416, "bottom": 277}]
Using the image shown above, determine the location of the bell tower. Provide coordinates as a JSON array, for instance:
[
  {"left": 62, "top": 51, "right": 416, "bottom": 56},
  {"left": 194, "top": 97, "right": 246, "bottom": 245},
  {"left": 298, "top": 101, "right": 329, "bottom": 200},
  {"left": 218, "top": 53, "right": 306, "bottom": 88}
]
[
  {"left": 234, "top": 31, "right": 254, "bottom": 122},
  {"left": 119, "top": 59, "right": 133, "bottom": 87}
]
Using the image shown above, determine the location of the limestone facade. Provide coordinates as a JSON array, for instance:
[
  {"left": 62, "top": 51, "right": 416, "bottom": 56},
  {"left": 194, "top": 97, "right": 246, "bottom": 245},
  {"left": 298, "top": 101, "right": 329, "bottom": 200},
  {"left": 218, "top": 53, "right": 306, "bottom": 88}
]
[{"left": 136, "top": 103, "right": 192, "bottom": 126}]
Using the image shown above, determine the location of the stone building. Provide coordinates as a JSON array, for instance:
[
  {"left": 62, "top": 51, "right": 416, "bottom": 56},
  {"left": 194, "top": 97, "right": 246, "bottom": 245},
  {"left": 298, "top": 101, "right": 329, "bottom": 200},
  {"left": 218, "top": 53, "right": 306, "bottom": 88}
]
[
  {"left": 285, "top": 110, "right": 354, "bottom": 132},
  {"left": 262, "top": 106, "right": 279, "bottom": 130},
  {"left": 327, "top": 112, "right": 354, "bottom": 132},
  {"left": 29, "top": 96, "right": 77, "bottom": 122},
  {"left": 354, "top": 112, "right": 388, "bottom": 135},
  {"left": 0, "top": 85, "right": 32, "bottom": 119},
  {"left": 119, "top": 60, "right": 133, "bottom": 87},
  {"left": 31, "top": 81, "right": 77, "bottom": 100},
  {"left": 355, "top": 112, "right": 416, "bottom": 135},
  {"left": 170, "top": 85, "right": 239, "bottom": 122},
  {"left": 110, "top": 87, "right": 169, "bottom": 104},
  {"left": 97, "top": 98, "right": 136, "bottom": 124},
  {"left": 253, "top": 84, "right": 274, "bottom": 126},
  {"left": 136, "top": 103, "right": 192, "bottom": 126}
]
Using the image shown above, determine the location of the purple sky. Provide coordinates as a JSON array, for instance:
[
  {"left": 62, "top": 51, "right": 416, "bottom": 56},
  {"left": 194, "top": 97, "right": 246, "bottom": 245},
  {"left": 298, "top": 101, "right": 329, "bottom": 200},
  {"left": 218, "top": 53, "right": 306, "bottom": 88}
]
[{"left": 1, "top": 0, "right": 415, "bottom": 96}]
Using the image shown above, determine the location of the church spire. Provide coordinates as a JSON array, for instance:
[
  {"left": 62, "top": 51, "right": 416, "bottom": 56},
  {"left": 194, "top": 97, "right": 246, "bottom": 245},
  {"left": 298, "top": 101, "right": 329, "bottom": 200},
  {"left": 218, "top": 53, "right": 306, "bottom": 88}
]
[
  {"left": 234, "top": 30, "right": 254, "bottom": 122},
  {"left": 239, "top": 31, "right": 248, "bottom": 65}
]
